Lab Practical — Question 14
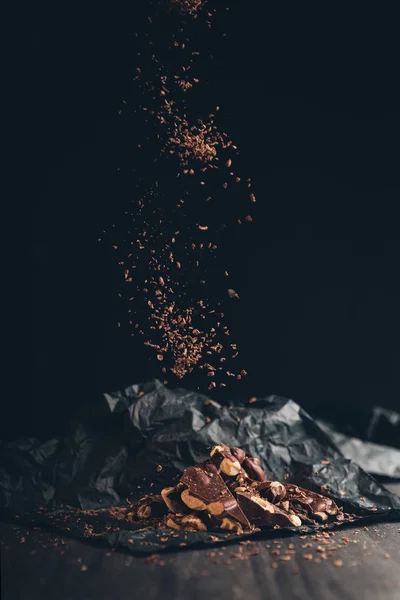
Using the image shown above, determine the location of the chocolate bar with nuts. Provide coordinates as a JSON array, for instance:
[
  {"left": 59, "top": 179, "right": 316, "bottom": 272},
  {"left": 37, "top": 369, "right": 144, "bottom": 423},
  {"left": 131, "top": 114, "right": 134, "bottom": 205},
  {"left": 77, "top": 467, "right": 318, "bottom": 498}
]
[
  {"left": 179, "top": 461, "right": 251, "bottom": 533},
  {"left": 236, "top": 490, "right": 302, "bottom": 528},
  {"left": 242, "top": 456, "right": 267, "bottom": 482},
  {"left": 142, "top": 444, "right": 347, "bottom": 534},
  {"left": 257, "top": 481, "right": 287, "bottom": 503},
  {"left": 284, "top": 484, "right": 341, "bottom": 522}
]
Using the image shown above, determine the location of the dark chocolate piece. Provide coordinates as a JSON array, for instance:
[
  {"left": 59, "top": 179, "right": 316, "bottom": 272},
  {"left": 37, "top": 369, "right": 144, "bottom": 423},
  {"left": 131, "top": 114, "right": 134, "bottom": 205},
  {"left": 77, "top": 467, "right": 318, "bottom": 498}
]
[
  {"left": 284, "top": 484, "right": 340, "bottom": 519},
  {"left": 236, "top": 490, "right": 302, "bottom": 528},
  {"left": 257, "top": 481, "right": 286, "bottom": 503},
  {"left": 161, "top": 485, "right": 188, "bottom": 514},
  {"left": 242, "top": 457, "right": 267, "bottom": 482},
  {"left": 230, "top": 447, "right": 246, "bottom": 464}
]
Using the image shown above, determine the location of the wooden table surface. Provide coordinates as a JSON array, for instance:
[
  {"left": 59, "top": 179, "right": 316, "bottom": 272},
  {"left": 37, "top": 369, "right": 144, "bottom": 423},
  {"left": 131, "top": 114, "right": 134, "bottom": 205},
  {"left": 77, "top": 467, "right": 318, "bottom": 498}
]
[{"left": 2, "top": 484, "right": 400, "bottom": 600}]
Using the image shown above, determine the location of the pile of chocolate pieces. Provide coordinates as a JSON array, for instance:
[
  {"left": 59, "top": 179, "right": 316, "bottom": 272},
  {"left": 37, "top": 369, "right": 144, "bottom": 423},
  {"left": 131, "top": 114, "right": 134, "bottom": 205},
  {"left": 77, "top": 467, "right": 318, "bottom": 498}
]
[{"left": 135, "top": 444, "right": 345, "bottom": 534}]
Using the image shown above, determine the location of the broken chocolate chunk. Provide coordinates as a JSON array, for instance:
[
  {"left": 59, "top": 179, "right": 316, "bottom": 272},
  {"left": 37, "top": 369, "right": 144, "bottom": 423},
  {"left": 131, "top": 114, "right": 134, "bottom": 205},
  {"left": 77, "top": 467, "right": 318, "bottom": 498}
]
[
  {"left": 257, "top": 481, "right": 286, "bottom": 503},
  {"left": 242, "top": 457, "right": 267, "bottom": 482},
  {"left": 284, "top": 484, "right": 341, "bottom": 518},
  {"left": 210, "top": 444, "right": 242, "bottom": 477},
  {"left": 236, "top": 490, "right": 302, "bottom": 528},
  {"left": 181, "top": 488, "right": 207, "bottom": 511},
  {"left": 161, "top": 485, "right": 187, "bottom": 514},
  {"left": 230, "top": 447, "right": 246, "bottom": 464},
  {"left": 180, "top": 461, "right": 251, "bottom": 530}
]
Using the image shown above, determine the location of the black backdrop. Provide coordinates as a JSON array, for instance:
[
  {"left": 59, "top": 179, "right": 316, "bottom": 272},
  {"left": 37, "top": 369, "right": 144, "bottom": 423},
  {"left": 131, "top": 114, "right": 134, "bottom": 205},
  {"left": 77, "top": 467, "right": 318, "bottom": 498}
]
[{"left": 24, "top": 2, "right": 400, "bottom": 442}]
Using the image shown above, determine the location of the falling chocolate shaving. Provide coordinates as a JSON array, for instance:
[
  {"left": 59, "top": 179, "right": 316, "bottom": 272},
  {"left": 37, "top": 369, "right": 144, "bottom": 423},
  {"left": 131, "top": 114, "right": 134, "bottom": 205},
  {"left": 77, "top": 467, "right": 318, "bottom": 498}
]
[{"left": 105, "top": 1, "right": 259, "bottom": 389}]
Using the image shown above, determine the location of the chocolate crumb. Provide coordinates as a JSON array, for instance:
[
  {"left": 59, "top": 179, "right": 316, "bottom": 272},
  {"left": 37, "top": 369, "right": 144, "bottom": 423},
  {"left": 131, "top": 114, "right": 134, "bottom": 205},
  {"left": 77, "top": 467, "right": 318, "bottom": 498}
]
[{"left": 333, "top": 559, "right": 343, "bottom": 567}]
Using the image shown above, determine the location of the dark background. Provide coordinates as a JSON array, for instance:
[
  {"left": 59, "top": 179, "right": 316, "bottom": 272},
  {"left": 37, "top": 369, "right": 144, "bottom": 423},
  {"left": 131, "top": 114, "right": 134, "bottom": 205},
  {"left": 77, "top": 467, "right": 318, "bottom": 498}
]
[{"left": 23, "top": 2, "right": 400, "bottom": 442}]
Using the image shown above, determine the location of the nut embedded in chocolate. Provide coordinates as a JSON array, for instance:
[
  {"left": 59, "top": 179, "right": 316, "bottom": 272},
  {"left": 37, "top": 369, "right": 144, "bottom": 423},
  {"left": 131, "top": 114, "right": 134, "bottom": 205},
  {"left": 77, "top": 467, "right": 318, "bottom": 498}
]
[
  {"left": 207, "top": 501, "right": 225, "bottom": 516},
  {"left": 233, "top": 486, "right": 247, "bottom": 493},
  {"left": 284, "top": 484, "right": 341, "bottom": 519},
  {"left": 220, "top": 457, "right": 241, "bottom": 477},
  {"left": 230, "top": 447, "right": 246, "bottom": 464},
  {"left": 288, "top": 514, "right": 302, "bottom": 527},
  {"left": 243, "top": 457, "right": 267, "bottom": 482},
  {"left": 210, "top": 444, "right": 242, "bottom": 477},
  {"left": 257, "top": 481, "right": 286, "bottom": 503},
  {"left": 314, "top": 511, "right": 329, "bottom": 522},
  {"left": 181, "top": 488, "right": 207, "bottom": 511},
  {"left": 236, "top": 490, "right": 302, "bottom": 528}
]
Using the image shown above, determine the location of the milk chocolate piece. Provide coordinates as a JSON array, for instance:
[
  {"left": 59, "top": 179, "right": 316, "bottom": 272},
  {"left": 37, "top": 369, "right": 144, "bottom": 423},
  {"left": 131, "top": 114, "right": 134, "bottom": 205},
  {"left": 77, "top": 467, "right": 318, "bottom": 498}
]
[
  {"left": 180, "top": 461, "right": 251, "bottom": 530},
  {"left": 236, "top": 490, "right": 302, "bottom": 528}
]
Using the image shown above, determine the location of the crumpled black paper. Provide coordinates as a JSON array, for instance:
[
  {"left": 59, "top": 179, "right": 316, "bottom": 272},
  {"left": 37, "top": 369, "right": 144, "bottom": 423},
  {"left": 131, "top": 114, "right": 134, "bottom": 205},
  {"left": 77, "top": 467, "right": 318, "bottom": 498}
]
[
  {"left": 1, "top": 380, "right": 399, "bottom": 554},
  {"left": 317, "top": 420, "right": 400, "bottom": 479},
  {"left": 316, "top": 405, "right": 400, "bottom": 450}
]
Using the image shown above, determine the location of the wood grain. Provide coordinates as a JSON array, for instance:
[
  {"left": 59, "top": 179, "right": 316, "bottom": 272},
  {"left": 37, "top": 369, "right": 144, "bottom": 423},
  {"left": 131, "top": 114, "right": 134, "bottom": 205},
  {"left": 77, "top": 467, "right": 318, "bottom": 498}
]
[{"left": 1, "top": 517, "right": 399, "bottom": 600}]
